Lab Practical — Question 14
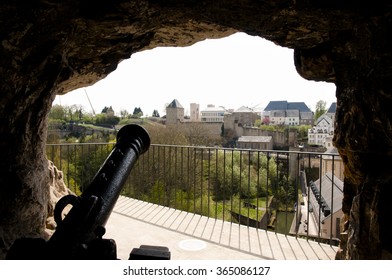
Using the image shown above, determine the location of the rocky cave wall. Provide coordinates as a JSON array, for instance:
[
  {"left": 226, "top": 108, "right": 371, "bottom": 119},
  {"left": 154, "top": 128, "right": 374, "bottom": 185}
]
[{"left": 1, "top": 1, "right": 392, "bottom": 259}]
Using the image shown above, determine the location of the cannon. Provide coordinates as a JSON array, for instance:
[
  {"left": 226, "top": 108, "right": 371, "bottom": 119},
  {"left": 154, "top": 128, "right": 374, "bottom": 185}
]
[{"left": 6, "top": 124, "right": 170, "bottom": 260}]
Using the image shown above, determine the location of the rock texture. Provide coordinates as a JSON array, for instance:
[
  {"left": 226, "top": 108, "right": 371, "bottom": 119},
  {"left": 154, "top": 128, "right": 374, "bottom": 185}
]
[
  {"left": 1, "top": 1, "right": 392, "bottom": 259},
  {"left": 46, "top": 161, "right": 73, "bottom": 237}
]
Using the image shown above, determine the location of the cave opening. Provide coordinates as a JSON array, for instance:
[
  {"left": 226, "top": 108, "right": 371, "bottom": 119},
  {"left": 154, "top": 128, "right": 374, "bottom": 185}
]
[
  {"left": 2, "top": 1, "right": 391, "bottom": 261},
  {"left": 52, "top": 32, "right": 336, "bottom": 123}
]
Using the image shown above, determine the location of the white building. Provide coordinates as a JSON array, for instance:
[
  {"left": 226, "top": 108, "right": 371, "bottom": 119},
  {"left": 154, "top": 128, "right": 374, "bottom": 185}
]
[
  {"left": 285, "top": 110, "right": 300, "bottom": 126},
  {"left": 308, "top": 114, "right": 334, "bottom": 147},
  {"left": 307, "top": 102, "right": 337, "bottom": 147},
  {"left": 200, "top": 105, "right": 225, "bottom": 122}
]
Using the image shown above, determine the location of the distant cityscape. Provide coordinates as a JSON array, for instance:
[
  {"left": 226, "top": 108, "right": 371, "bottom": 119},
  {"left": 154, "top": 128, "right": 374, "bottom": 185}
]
[
  {"left": 50, "top": 96, "right": 336, "bottom": 150},
  {"left": 165, "top": 98, "right": 336, "bottom": 149}
]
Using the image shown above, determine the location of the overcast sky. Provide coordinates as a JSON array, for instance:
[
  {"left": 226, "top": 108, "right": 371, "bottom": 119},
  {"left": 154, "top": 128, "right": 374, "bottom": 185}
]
[{"left": 53, "top": 32, "right": 337, "bottom": 117}]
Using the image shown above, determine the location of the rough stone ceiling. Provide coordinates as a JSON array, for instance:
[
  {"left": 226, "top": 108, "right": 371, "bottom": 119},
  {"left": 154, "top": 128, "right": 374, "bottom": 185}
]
[{"left": 2, "top": 0, "right": 374, "bottom": 96}]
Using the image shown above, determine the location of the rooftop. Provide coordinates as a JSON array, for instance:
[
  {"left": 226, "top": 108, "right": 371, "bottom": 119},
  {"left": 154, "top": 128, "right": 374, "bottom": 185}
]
[
  {"left": 312, "top": 172, "right": 344, "bottom": 217},
  {"left": 234, "top": 106, "right": 255, "bottom": 113},
  {"left": 167, "top": 99, "right": 183, "bottom": 108},
  {"left": 287, "top": 102, "right": 312, "bottom": 112},
  {"left": 264, "top": 101, "right": 312, "bottom": 112},
  {"left": 316, "top": 114, "right": 333, "bottom": 125},
  {"left": 238, "top": 136, "right": 273, "bottom": 143},
  {"left": 327, "top": 102, "right": 337, "bottom": 114}
]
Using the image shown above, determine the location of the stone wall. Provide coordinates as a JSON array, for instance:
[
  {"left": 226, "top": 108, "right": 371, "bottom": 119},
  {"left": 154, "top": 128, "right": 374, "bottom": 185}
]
[{"left": 0, "top": 161, "right": 72, "bottom": 259}]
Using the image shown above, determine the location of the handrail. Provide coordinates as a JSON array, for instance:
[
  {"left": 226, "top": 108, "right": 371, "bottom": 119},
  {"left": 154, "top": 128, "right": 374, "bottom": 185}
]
[{"left": 46, "top": 142, "right": 343, "bottom": 246}]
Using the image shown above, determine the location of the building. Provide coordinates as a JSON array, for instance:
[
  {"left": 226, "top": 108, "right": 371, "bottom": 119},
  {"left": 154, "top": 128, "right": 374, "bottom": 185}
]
[
  {"left": 164, "top": 99, "right": 223, "bottom": 144},
  {"left": 286, "top": 109, "right": 300, "bottom": 126},
  {"left": 231, "top": 106, "right": 260, "bottom": 127},
  {"left": 223, "top": 106, "right": 260, "bottom": 136},
  {"left": 299, "top": 110, "right": 314, "bottom": 126},
  {"left": 237, "top": 136, "right": 273, "bottom": 150},
  {"left": 307, "top": 114, "right": 334, "bottom": 146},
  {"left": 166, "top": 99, "right": 184, "bottom": 125},
  {"left": 263, "top": 101, "right": 314, "bottom": 126},
  {"left": 200, "top": 105, "right": 226, "bottom": 122},
  {"left": 308, "top": 172, "right": 343, "bottom": 240},
  {"left": 190, "top": 103, "right": 200, "bottom": 122},
  {"left": 325, "top": 102, "right": 337, "bottom": 120},
  {"left": 268, "top": 110, "right": 286, "bottom": 125},
  {"left": 307, "top": 103, "right": 336, "bottom": 147}
]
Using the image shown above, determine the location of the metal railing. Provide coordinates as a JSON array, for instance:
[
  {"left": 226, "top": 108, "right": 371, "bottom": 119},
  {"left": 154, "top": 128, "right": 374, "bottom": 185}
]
[{"left": 46, "top": 142, "right": 342, "bottom": 246}]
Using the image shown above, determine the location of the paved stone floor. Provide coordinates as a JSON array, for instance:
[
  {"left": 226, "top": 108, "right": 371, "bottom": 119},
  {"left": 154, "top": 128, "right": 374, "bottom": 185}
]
[{"left": 105, "top": 196, "right": 338, "bottom": 260}]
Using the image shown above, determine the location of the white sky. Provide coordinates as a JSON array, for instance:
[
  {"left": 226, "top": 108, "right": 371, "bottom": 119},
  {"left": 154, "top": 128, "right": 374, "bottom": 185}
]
[{"left": 53, "top": 32, "right": 337, "bottom": 117}]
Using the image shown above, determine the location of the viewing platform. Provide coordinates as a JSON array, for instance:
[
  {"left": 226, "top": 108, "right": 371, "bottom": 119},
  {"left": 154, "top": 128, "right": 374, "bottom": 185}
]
[
  {"left": 106, "top": 196, "right": 338, "bottom": 260},
  {"left": 47, "top": 142, "right": 343, "bottom": 260}
]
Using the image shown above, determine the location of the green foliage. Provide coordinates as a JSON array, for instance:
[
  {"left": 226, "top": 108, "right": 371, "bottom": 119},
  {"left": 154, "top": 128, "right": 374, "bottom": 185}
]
[
  {"left": 49, "top": 104, "right": 95, "bottom": 124},
  {"left": 49, "top": 105, "right": 67, "bottom": 120},
  {"left": 254, "top": 119, "right": 262, "bottom": 127},
  {"left": 259, "top": 125, "right": 285, "bottom": 132},
  {"left": 94, "top": 113, "right": 120, "bottom": 126},
  {"left": 315, "top": 100, "right": 327, "bottom": 121},
  {"left": 49, "top": 104, "right": 84, "bottom": 122},
  {"left": 296, "top": 125, "right": 311, "bottom": 140},
  {"left": 46, "top": 142, "right": 114, "bottom": 195},
  {"left": 120, "top": 110, "right": 129, "bottom": 119},
  {"left": 208, "top": 151, "right": 279, "bottom": 201}
]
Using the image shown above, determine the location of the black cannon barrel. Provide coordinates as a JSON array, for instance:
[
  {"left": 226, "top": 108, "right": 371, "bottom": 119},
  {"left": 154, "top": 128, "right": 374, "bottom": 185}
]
[
  {"left": 46, "top": 124, "right": 150, "bottom": 259},
  {"left": 80, "top": 123, "right": 150, "bottom": 224}
]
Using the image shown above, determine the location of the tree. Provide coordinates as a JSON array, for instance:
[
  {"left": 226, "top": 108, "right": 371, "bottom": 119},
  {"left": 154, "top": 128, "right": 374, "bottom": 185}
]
[
  {"left": 152, "top": 109, "right": 160, "bottom": 118},
  {"left": 94, "top": 113, "right": 120, "bottom": 127},
  {"left": 77, "top": 109, "right": 83, "bottom": 120},
  {"left": 101, "top": 106, "right": 114, "bottom": 116},
  {"left": 63, "top": 104, "right": 84, "bottom": 122},
  {"left": 133, "top": 107, "right": 142, "bottom": 115},
  {"left": 132, "top": 107, "right": 143, "bottom": 118},
  {"left": 120, "top": 109, "right": 129, "bottom": 119},
  {"left": 262, "top": 116, "right": 270, "bottom": 125},
  {"left": 314, "top": 100, "right": 327, "bottom": 120},
  {"left": 49, "top": 104, "right": 66, "bottom": 120},
  {"left": 209, "top": 151, "right": 279, "bottom": 201},
  {"left": 101, "top": 106, "right": 109, "bottom": 113}
]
